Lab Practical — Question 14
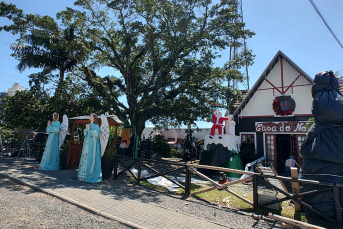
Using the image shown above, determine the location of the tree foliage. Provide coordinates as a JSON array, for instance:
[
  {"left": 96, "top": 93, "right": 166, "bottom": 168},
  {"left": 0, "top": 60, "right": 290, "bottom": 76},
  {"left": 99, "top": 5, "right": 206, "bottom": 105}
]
[
  {"left": 0, "top": 1, "right": 90, "bottom": 112},
  {"left": 1, "top": 90, "right": 52, "bottom": 130},
  {"left": 153, "top": 134, "right": 171, "bottom": 157},
  {"left": 0, "top": 76, "right": 107, "bottom": 131},
  {"left": 58, "top": 0, "right": 254, "bottom": 136},
  {"left": 1, "top": 0, "right": 255, "bottom": 137}
]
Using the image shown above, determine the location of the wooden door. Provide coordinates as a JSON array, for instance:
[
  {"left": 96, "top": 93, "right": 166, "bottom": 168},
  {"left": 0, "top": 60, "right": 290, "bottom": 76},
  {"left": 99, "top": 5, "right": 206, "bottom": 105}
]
[
  {"left": 265, "top": 134, "right": 277, "bottom": 170},
  {"left": 290, "top": 135, "right": 296, "bottom": 157}
]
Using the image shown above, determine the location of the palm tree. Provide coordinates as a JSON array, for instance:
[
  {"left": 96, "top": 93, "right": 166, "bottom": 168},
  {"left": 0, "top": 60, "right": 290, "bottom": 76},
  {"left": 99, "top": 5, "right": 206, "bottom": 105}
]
[{"left": 10, "top": 21, "right": 87, "bottom": 112}]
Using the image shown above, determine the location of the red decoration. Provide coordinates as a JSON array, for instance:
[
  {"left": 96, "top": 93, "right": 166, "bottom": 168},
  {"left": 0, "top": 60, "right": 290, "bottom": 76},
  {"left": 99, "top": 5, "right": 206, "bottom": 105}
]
[{"left": 272, "top": 99, "right": 294, "bottom": 116}]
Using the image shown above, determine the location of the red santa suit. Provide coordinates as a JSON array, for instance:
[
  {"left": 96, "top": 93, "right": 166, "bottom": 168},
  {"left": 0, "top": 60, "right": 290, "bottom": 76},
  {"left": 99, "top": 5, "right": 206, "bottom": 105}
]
[{"left": 210, "top": 111, "right": 228, "bottom": 138}]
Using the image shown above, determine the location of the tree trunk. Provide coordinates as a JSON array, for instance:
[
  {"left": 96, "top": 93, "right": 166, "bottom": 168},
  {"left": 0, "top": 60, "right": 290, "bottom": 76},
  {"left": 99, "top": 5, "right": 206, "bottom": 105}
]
[{"left": 132, "top": 118, "right": 146, "bottom": 140}]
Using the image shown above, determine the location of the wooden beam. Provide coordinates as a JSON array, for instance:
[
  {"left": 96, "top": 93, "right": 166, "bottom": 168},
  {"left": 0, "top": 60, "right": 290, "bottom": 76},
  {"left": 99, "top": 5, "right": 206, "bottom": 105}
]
[
  {"left": 253, "top": 175, "right": 258, "bottom": 210},
  {"left": 283, "top": 74, "right": 301, "bottom": 94},
  {"left": 267, "top": 213, "right": 326, "bottom": 229},
  {"left": 117, "top": 155, "right": 188, "bottom": 167},
  {"left": 191, "top": 177, "right": 252, "bottom": 196},
  {"left": 189, "top": 168, "right": 253, "bottom": 206},
  {"left": 117, "top": 160, "right": 138, "bottom": 179},
  {"left": 185, "top": 167, "right": 192, "bottom": 196},
  {"left": 141, "top": 166, "right": 185, "bottom": 182},
  {"left": 265, "top": 79, "right": 283, "bottom": 94},
  {"left": 257, "top": 177, "right": 335, "bottom": 223},
  {"left": 188, "top": 164, "right": 254, "bottom": 175},
  {"left": 280, "top": 56, "right": 284, "bottom": 93},
  {"left": 291, "top": 167, "right": 301, "bottom": 212},
  {"left": 259, "top": 188, "right": 332, "bottom": 207},
  {"left": 142, "top": 163, "right": 185, "bottom": 190}
]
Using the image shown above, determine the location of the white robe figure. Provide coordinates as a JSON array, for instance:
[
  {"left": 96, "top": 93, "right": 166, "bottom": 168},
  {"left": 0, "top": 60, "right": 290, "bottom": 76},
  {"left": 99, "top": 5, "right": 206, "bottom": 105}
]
[{"left": 224, "top": 114, "right": 235, "bottom": 135}]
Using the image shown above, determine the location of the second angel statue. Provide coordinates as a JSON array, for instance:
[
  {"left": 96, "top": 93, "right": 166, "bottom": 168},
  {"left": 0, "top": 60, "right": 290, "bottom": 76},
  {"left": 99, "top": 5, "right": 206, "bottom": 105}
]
[{"left": 77, "top": 113, "right": 109, "bottom": 183}]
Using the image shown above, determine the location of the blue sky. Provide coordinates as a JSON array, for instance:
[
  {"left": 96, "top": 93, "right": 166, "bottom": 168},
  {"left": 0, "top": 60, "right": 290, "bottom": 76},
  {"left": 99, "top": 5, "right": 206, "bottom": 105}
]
[{"left": 0, "top": 0, "right": 342, "bottom": 128}]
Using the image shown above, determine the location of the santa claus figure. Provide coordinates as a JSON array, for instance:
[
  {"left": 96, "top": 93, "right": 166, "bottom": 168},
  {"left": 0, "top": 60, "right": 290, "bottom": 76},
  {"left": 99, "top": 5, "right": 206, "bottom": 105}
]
[{"left": 209, "top": 109, "right": 228, "bottom": 139}]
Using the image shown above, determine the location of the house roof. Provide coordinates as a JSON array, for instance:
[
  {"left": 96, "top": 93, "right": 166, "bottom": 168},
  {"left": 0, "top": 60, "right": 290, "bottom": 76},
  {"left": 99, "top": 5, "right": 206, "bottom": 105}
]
[
  {"left": 69, "top": 114, "right": 123, "bottom": 125},
  {"left": 228, "top": 89, "right": 249, "bottom": 114},
  {"left": 233, "top": 50, "right": 314, "bottom": 117}
]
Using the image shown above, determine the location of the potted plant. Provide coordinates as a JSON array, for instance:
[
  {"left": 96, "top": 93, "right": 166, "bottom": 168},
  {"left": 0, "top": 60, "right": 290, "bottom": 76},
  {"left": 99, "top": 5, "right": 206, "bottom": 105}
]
[
  {"left": 101, "top": 146, "right": 116, "bottom": 179},
  {"left": 153, "top": 134, "right": 171, "bottom": 160},
  {"left": 101, "top": 127, "right": 117, "bottom": 179},
  {"left": 60, "top": 140, "right": 70, "bottom": 170}
]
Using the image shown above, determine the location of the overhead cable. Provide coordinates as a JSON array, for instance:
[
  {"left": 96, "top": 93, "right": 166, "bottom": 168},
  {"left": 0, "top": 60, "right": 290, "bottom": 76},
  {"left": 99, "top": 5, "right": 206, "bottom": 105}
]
[{"left": 308, "top": 0, "right": 343, "bottom": 50}]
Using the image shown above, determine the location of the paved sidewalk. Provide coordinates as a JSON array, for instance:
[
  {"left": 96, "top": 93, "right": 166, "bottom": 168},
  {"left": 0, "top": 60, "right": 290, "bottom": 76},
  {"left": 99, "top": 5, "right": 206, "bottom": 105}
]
[{"left": 0, "top": 158, "right": 279, "bottom": 229}]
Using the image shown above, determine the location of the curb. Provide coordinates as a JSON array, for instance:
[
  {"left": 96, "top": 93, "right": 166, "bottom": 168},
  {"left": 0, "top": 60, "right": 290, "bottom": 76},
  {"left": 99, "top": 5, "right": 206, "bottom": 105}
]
[{"left": 0, "top": 172, "right": 147, "bottom": 229}]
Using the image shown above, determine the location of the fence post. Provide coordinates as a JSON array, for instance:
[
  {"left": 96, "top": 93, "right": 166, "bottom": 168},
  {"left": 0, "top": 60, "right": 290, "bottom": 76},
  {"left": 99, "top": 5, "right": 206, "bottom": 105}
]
[
  {"left": 291, "top": 167, "right": 301, "bottom": 212},
  {"left": 113, "top": 156, "right": 118, "bottom": 180},
  {"left": 253, "top": 174, "right": 258, "bottom": 210},
  {"left": 137, "top": 159, "right": 142, "bottom": 184},
  {"left": 185, "top": 166, "right": 191, "bottom": 196},
  {"left": 333, "top": 186, "right": 343, "bottom": 227}
]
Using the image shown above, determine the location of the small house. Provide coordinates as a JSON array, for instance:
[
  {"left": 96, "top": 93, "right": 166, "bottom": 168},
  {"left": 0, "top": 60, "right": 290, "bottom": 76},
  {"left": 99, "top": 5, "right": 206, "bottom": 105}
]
[{"left": 233, "top": 51, "right": 314, "bottom": 174}]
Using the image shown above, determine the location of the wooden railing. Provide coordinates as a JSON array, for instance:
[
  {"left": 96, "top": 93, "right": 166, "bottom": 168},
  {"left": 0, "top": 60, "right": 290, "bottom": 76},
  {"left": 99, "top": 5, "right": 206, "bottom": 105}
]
[{"left": 113, "top": 155, "right": 343, "bottom": 227}]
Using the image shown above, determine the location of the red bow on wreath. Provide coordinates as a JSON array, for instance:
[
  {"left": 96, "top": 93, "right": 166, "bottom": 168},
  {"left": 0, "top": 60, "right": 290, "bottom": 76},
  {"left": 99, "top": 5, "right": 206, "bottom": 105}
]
[{"left": 272, "top": 99, "right": 294, "bottom": 116}]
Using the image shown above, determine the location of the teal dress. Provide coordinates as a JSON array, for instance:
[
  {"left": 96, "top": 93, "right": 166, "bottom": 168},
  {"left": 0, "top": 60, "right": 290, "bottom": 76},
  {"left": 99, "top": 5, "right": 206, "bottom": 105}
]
[
  {"left": 39, "top": 121, "right": 60, "bottom": 171},
  {"left": 77, "top": 123, "right": 102, "bottom": 183}
]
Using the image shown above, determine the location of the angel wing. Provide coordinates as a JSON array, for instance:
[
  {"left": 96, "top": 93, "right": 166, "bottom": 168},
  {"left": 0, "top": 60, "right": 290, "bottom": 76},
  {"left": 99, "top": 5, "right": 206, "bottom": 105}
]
[
  {"left": 59, "top": 115, "right": 69, "bottom": 148},
  {"left": 99, "top": 114, "right": 110, "bottom": 157}
]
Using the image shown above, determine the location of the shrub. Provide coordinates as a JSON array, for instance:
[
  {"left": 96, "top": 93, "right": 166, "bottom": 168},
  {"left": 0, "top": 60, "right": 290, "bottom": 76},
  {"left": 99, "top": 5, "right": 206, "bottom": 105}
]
[{"left": 153, "top": 134, "right": 171, "bottom": 158}]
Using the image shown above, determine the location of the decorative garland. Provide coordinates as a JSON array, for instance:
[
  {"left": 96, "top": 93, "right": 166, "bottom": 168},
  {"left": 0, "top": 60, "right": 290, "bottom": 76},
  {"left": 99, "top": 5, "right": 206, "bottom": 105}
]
[{"left": 272, "top": 96, "right": 296, "bottom": 116}]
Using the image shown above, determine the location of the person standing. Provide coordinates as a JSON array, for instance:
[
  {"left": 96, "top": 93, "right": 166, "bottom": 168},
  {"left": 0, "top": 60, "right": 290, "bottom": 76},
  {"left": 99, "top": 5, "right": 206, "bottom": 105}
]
[
  {"left": 77, "top": 114, "right": 102, "bottom": 183},
  {"left": 39, "top": 113, "right": 61, "bottom": 171},
  {"left": 190, "top": 147, "right": 198, "bottom": 162},
  {"left": 285, "top": 156, "right": 300, "bottom": 177}
]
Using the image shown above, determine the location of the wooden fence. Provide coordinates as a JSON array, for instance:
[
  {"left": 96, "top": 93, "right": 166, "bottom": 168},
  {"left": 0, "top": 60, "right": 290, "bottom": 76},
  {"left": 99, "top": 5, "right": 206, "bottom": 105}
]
[{"left": 114, "top": 155, "right": 343, "bottom": 227}]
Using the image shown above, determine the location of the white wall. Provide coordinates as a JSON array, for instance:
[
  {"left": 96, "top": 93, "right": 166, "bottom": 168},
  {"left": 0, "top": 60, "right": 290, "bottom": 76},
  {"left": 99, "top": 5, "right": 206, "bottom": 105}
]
[
  {"left": 237, "top": 58, "right": 313, "bottom": 117},
  {"left": 7, "top": 83, "right": 23, "bottom": 96}
]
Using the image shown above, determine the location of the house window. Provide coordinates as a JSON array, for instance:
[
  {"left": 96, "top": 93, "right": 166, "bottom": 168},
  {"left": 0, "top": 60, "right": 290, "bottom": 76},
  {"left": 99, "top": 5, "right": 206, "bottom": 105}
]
[
  {"left": 273, "top": 95, "right": 295, "bottom": 116},
  {"left": 280, "top": 100, "right": 291, "bottom": 111},
  {"left": 241, "top": 134, "right": 255, "bottom": 144},
  {"left": 297, "top": 135, "right": 307, "bottom": 152},
  {"left": 296, "top": 135, "right": 307, "bottom": 165},
  {"left": 266, "top": 134, "right": 276, "bottom": 167}
]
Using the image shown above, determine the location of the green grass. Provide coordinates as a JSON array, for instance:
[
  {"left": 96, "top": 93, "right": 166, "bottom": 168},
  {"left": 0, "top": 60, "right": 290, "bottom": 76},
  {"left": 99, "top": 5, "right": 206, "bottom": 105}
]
[{"left": 192, "top": 186, "right": 340, "bottom": 228}]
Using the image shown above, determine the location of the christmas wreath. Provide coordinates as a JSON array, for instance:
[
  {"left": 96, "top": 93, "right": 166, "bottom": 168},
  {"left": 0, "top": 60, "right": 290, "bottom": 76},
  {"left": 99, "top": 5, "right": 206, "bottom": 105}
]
[{"left": 272, "top": 96, "right": 296, "bottom": 116}]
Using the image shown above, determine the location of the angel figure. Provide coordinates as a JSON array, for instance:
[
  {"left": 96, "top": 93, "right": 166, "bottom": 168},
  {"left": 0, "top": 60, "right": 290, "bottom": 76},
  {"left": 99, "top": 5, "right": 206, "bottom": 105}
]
[
  {"left": 77, "top": 114, "right": 109, "bottom": 183},
  {"left": 39, "top": 113, "right": 68, "bottom": 171}
]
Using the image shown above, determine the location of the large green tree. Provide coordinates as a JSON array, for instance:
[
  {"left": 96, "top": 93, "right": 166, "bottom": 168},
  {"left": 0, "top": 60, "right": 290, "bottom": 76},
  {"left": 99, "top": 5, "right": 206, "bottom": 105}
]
[
  {"left": 0, "top": 1, "right": 90, "bottom": 113},
  {"left": 1, "top": 0, "right": 255, "bottom": 137},
  {"left": 58, "top": 0, "right": 255, "bottom": 136},
  {"left": 0, "top": 77, "right": 107, "bottom": 131},
  {"left": 1, "top": 90, "right": 52, "bottom": 131}
]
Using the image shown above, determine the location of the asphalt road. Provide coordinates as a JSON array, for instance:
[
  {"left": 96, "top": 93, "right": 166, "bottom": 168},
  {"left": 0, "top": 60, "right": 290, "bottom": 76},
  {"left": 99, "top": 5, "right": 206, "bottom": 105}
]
[{"left": 0, "top": 174, "right": 130, "bottom": 229}]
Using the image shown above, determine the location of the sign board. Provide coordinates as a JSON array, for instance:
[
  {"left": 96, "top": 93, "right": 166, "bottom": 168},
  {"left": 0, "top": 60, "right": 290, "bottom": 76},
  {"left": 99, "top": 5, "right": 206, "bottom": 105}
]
[{"left": 255, "top": 121, "right": 307, "bottom": 133}]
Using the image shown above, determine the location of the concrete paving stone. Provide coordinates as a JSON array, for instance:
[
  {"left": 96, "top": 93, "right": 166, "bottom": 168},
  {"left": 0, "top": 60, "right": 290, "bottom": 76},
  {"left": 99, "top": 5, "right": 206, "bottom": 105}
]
[{"left": 0, "top": 158, "right": 281, "bottom": 229}]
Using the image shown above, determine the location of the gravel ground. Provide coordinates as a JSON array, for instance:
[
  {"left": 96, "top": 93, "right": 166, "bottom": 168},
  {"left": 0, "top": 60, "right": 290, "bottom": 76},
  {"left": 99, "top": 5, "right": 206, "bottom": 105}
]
[
  {"left": 0, "top": 156, "right": 281, "bottom": 228},
  {"left": 0, "top": 174, "right": 130, "bottom": 229}
]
